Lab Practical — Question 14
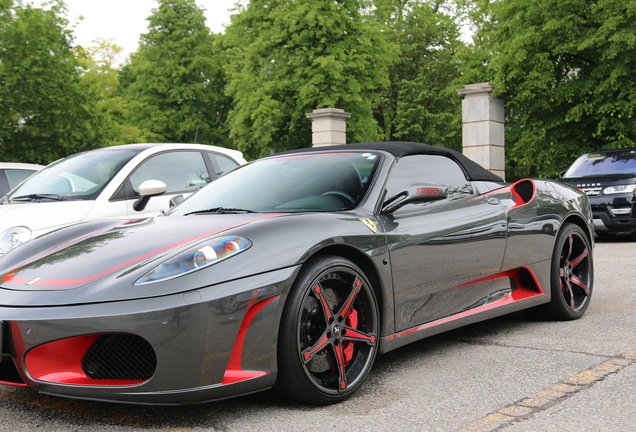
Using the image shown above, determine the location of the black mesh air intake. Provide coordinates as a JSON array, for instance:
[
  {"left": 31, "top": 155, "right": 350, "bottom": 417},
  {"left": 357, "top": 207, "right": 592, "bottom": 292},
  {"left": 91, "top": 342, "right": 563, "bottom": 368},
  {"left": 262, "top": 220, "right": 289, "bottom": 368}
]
[
  {"left": 82, "top": 334, "right": 157, "bottom": 381},
  {"left": 514, "top": 180, "right": 535, "bottom": 204}
]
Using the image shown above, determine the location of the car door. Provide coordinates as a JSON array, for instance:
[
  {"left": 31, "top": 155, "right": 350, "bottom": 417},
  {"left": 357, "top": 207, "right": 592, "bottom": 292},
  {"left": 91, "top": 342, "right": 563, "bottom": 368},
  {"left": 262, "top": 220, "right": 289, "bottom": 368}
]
[
  {"left": 377, "top": 154, "right": 507, "bottom": 332},
  {"left": 121, "top": 150, "right": 215, "bottom": 218}
]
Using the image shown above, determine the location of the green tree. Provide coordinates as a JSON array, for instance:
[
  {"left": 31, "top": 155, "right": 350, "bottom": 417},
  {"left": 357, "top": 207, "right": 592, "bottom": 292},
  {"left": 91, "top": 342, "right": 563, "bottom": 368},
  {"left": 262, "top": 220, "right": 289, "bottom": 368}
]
[
  {"left": 122, "top": 0, "right": 231, "bottom": 146},
  {"left": 223, "top": 0, "right": 395, "bottom": 158},
  {"left": 463, "top": 0, "right": 636, "bottom": 178},
  {"left": 0, "top": 0, "right": 107, "bottom": 163},
  {"left": 373, "top": 0, "right": 464, "bottom": 150},
  {"left": 78, "top": 38, "right": 145, "bottom": 145}
]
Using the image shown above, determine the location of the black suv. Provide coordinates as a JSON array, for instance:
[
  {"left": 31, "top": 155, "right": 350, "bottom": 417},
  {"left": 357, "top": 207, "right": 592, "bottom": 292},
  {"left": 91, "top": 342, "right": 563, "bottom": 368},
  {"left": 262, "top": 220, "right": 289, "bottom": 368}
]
[{"left": 560, "top": 148, "right": 636, "bottom": 239}]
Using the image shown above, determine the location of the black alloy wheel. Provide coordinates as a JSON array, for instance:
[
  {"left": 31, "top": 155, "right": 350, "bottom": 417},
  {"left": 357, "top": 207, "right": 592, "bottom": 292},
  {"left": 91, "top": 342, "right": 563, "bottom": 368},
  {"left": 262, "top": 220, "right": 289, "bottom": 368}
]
[
  {"left": 541, "top": 223, "right": 594, "bottom": 320},
  {"left": 277, "top": 255, "right": 379, "bottom": 404}
]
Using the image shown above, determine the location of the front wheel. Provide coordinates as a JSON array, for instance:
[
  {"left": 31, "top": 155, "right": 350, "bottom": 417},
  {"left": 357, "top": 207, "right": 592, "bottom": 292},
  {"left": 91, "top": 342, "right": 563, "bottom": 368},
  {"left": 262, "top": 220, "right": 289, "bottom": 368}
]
[
  {"left": 276, "top": 255, "right": 379, "bottom": 404},
  {"left": 535, "top": 223, "right": 593, "bottom": 320}
]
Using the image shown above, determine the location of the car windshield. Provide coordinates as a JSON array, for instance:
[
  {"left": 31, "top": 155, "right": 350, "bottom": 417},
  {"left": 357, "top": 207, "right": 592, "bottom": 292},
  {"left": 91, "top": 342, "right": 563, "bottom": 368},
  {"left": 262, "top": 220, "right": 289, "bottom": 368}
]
[
  {"left": 169, "top": 151, "right": 381, "bottom": 214},
  {"left": 7, "top": 149, "right": 140, "bottom": 201},
  {"left": 564, "top": 150, "right": 636, "bottom": 177}
]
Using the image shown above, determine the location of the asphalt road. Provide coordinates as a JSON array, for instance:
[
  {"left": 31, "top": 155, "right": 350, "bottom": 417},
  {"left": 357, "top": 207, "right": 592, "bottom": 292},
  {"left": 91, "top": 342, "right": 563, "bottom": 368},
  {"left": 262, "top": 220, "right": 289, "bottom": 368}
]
[{"left": 1, "top": 235, "right": 634, "bottom": 432}]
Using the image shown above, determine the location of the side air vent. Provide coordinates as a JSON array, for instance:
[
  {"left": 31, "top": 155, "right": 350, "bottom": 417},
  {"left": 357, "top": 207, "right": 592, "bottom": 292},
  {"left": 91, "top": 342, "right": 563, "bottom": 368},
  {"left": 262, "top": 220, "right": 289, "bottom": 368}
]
[
  {"left": 82, "top": 334, "right": 157, "bottom": 381},
  {"left": 512, "top": 179, "right": 535, "bottom": 205}
]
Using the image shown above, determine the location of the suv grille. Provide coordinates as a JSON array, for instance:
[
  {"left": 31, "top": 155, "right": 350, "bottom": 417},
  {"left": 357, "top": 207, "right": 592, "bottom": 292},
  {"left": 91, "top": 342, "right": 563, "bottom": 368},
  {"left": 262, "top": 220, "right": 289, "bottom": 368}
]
[{"left": 580, "top": 187, "right": 602, "bottom": 196}]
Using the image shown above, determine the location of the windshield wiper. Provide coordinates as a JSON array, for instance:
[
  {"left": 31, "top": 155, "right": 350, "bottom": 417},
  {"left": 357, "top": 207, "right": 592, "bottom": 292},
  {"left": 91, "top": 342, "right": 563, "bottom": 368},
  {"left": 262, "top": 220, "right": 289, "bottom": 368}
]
[
  {"left": 184, "top": 207, "right": 257, "bottom": 215},
  {"left": 10, "top": 194, "right": 68, "bottom": 202}
]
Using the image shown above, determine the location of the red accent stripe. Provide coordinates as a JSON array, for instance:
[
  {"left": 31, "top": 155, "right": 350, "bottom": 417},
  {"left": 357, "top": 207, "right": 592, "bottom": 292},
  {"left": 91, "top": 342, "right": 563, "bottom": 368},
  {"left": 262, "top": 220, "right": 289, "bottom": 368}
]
[
  {"left": 385, "top": 267, "right": 545, "bottom": 340},
  {"left": 0, "top": 380, "right": 27, "bottom": 388},
  {"left": 1, "top": 225, "right": 116, "bottom": 284},
  {"left": 221, "top": 296, "right": 279, "bottom": 385},
  {"left": 5, "top": 214, "right": 284, "bottom": 287}
]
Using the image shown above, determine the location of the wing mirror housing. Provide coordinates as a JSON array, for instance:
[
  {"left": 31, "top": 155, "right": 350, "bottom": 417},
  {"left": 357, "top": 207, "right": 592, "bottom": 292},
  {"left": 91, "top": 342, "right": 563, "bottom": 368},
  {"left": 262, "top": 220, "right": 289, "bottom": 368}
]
[
  {"left": 381, "top": 182, "right": 448, "bottom": 213},
  {"left": 133, "top": 179, "right": 167, "bottom": 212}
]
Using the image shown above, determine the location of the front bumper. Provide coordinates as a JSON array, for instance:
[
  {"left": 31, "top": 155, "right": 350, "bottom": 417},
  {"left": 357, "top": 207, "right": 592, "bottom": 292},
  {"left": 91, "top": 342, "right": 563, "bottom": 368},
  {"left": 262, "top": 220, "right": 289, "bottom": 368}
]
[
  {"left": 0, "top": 266, "right": 298, "bottom": 405},
  {"left": 591, "top": 205, "right": 636, "bottom": 233}
]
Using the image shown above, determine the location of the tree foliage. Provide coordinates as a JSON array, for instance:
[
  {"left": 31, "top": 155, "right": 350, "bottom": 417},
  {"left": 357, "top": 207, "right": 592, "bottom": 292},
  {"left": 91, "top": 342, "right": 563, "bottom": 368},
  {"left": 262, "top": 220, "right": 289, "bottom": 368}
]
[
  {"left": 122, "top": 0, "right": 231, "bottom": 146},
  {"left": 223, "top": 0, "right": 395, "bottom": 158},
  {"left": 0, "top": 0, "right": 107, "bottom": 163},
  {"left": 463, "top": 0, "right": 636, "bottom": 178},
  {"left": 78, "top": 38, "right": 146, "bottom": 146},
  {"left": 373, "top": 0, "right": 464, "bottom": 150}
]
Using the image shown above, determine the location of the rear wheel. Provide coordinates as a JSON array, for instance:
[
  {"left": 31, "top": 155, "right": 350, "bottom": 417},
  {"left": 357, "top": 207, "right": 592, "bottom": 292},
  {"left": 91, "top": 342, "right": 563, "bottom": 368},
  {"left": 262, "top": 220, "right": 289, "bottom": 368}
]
[
  {"left": 536, "top": 223, "right": 593, "bottom": 320},
  {"left": 276, "top": 255, "right": 379, "bottom": 404}
]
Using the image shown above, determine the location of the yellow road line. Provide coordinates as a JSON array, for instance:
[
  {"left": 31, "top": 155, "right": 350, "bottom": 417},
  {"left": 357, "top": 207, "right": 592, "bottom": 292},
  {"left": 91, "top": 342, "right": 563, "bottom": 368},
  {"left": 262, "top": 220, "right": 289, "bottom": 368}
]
[{"left": 457, "top": 349, "right": 636, "bottom": 432}]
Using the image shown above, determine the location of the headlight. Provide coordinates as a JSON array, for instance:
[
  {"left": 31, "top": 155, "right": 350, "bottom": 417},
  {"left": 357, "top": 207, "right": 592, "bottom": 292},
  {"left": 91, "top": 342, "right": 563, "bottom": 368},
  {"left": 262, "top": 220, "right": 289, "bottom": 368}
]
[
  {"left": 603, "top": 184, "right": 636, "bottom": 194},
  {"left": 0, "top": 227, "right": 32, "bottom": 254},
  {"left": 135, "top": 236, "right": 251, "bottom": 285}
]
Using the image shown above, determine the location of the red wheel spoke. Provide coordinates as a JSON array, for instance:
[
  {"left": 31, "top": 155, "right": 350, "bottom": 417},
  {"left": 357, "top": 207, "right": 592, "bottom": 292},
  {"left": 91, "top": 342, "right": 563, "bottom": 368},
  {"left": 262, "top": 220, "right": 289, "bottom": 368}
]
[
  {"left": 569, "top": 248, "right": 589, "bottom": 268},
  {"left": 333, "top": 343, "right": 348, "bottom": 391},
  {"left": 564, "top": 234, "right": 574, "bottom": 262},
  {"left": 336, "top": 277, "right": 362, "bottom": 321},
  {"left": 564, "top": 280, "right": 576, "bottom": 309},
  {"left": 302, "top": 331, "right": 331, "bottom": 363},
  {"left": 342, "top": 327, "right": 376, "bottom": 345},
  {"left": 312, "top": 283, "right": 334, "bottom": 323},
  {"left": 569, "top": 274, "right": 591, "bottom": 296}
]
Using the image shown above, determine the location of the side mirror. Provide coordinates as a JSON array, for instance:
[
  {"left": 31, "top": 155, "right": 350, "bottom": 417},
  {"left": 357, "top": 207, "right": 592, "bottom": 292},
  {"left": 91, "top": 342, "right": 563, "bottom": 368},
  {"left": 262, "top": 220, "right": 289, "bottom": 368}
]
[
  {"left": 382, "top": 182, "right": 448, "bottom": 214},
  {"left": 133, "top": 179, "right": 167, "bottom": 212}
]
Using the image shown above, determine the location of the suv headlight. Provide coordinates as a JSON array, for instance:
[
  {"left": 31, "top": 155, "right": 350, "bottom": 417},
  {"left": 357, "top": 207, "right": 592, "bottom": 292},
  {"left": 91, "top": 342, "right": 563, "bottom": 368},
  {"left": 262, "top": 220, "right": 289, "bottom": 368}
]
[
  {"left": 0, "top": 227, "right": 32, "bottom": 254},
  {"left": 603, "top": 185, "right": 636, "bottom": 194},
  {"left": 135, "top": 236, "right": 251, "bottom": 285}
]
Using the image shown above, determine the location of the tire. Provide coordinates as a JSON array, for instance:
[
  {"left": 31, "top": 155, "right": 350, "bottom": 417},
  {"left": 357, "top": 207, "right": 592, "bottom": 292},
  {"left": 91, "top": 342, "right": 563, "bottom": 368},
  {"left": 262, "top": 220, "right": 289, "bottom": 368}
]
[
  {"left": 276, "top": 255, "right": 379, "bottom": 404},
  {"left": 535, "top": 223, "right": 593, "bottom": 320}
]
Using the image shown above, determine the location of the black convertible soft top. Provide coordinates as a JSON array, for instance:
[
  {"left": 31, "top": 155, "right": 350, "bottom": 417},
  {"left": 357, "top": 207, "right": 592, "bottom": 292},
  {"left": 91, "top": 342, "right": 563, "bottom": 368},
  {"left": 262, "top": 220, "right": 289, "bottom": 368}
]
[{"left": 278, "top": 141, "right": 504, "bottom": 182}]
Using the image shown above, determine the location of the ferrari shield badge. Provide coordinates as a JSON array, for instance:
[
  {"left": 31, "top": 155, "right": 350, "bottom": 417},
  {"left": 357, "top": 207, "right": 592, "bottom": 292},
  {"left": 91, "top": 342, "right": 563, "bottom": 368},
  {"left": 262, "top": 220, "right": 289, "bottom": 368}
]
[{"left": 360, "top": 218, "right": 377, "bottom": 233}]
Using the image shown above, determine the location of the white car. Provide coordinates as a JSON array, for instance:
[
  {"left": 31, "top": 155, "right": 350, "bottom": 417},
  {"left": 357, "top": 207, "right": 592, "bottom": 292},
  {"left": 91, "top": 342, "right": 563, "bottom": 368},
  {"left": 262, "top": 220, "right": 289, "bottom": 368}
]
[
  {"left": 0, "top": 143, "right": 246, "bottom": 256},
  {"left": 0, "top": 162, "right": 44, "bottom": 197}
]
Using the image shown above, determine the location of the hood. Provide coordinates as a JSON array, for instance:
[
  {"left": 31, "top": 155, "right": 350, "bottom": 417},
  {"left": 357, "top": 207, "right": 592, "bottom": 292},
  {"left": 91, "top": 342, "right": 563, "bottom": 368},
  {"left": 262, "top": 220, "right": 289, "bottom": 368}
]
[
  {"left": 0, "top": 201, "right": 95, "bottom": 237},
  {"left": 0, "top": 213, "right": 285, "bottom": 293}
]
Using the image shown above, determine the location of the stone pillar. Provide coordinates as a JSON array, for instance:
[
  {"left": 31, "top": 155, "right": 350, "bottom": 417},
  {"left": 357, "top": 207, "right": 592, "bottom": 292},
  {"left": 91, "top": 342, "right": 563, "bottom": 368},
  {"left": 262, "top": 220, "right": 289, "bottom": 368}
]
[
  {"left": 456, "top": 83, "right": 505, "bottom": 180},
  {"left": 305, "top": 108, "right": 352, "bottom": 147}
]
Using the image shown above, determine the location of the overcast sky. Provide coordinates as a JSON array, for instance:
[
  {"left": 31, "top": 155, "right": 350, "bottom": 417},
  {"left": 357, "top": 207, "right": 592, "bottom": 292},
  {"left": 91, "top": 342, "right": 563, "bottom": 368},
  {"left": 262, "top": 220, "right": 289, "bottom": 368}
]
[{"left": 31, "top": 0, "right": 239, "bottom": 61}]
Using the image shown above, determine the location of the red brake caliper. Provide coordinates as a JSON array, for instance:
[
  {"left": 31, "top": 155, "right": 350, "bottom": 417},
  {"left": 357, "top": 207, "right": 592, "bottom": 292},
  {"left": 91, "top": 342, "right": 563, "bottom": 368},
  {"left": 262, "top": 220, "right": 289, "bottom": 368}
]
[{"left": 343, "top": 309, "right": 358, "bottom": 363}]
